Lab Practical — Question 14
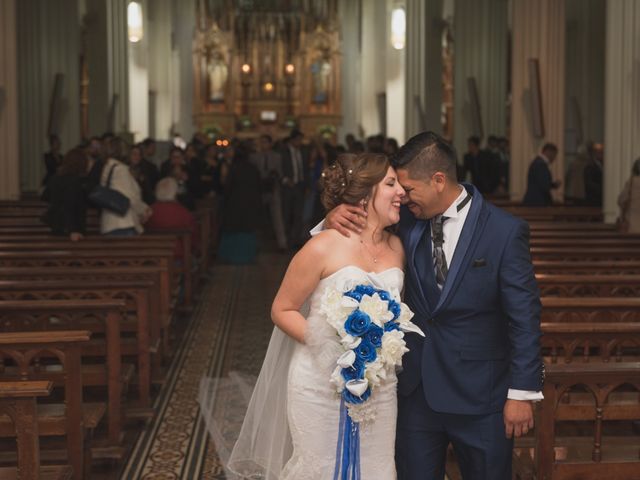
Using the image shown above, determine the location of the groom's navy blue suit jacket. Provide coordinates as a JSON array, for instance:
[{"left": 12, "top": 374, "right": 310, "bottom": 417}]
[{"left": 397, "top": 183, "right": 543, "bottom": 415}]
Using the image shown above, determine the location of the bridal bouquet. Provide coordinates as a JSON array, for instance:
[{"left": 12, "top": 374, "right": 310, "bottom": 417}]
[{"left": 320, "top": 283, "right": 424, "bottom": 424}]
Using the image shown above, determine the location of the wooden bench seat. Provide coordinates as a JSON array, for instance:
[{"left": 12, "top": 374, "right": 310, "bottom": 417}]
[
  {"left": 534, "top": 260, "right": 640, "bottom": 274},
  {"left": 0, "top": 279, "right": 155, "bottom": 407},
  {"left": 0, "top": 381, "right": 72, "bottom": 480},
  {"left": 0, "top": 332, "right": 94, "bottom": 479},
  {"left": 0, "top": 301, "right": 125, "bottom": 445},
  {"left": 541, "top": 298, "right": 640, "bottom": 323}
]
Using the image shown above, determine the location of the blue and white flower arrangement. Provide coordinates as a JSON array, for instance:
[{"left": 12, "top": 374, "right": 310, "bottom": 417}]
[{"left": 320, "top": 282, "right": 423, "bottom": 479}]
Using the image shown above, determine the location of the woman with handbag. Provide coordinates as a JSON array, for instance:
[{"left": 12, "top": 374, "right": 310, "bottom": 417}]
[
  {"left": 98, "top": 138, "right": 152, "bottom": 236},
  {"left": 617, "top": 158, "right": 640, "bottom": 233}
]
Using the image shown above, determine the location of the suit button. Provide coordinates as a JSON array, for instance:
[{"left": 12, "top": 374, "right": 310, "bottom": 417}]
[{"left": 427, "top": 318, "right": 435, "bottom": 325}]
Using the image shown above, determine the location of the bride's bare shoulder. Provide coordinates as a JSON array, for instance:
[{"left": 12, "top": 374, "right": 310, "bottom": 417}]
[{"left": 304, "top": 229, "right": 351, "bottom": 253}]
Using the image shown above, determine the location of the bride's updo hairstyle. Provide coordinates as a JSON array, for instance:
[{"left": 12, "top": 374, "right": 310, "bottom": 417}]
[{"left": 320, "top": 153, "right": 389, "bottom": 211}]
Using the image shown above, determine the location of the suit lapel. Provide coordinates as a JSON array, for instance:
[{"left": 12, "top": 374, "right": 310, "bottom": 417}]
[{"left": 434, "top": 185, "right": 488, "bottom": 312}]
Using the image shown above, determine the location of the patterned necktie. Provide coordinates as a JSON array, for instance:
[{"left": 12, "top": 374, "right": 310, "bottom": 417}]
[{"left": 432, "top": 214, "right": 449, "bottom": 289}]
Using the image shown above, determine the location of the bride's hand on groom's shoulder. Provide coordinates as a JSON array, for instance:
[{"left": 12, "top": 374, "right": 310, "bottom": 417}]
[
  {"left": 326, "top": 204, "right": 368, "bottom": 237},
  {"left": 503, "top": 399, "right": 534, "bottom": 439}
]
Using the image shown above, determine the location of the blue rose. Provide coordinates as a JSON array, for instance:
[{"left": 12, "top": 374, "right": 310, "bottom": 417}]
[
  {"left": 388, "top": 300, "right": 401, "bottom": 320},
  {"left": 355, "top": 339, "right": 377, "bottom": 363},
  {"left": 378, "top": 290, "right": 391, "bottom": 301},
  {"left": 364, "top": 324, "right": 384, "bottom": 348},
  {"left": 384, "top": 321, "right": 400, "bottom": 332},
  {"left": 341, "top": 360, "right": 365, "bottom": 381},
  {"left": 344, "top": 309, "right": 371, "bottom": 336},
  {"left": 343, "top": 386, "right": 372, "bottom": 405},
  {"left": 344, "top": 284, "right": 377, "bottom": 302}
]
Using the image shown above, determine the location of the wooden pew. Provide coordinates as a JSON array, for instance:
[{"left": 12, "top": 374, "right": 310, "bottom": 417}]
[
  {"left": 0, "top": 381, "right": 73, "bottom": 480},
  {"left": 0, "top": 331, "right": 96, "bottom": 479},
  {"left": 531, "top": 247, "right": 640, "bottom": 261},
  {"left": 541, "top": 297, "right": 640, "bottom": 323},
  {"left": 505, "top": 206, "right": 604, "bottom": 222},
  {"left": 0, "top": 280, "right": 154, "bottom": 409},
  {"left": 534, "top": 260, "right": 640, "bottom": 275},
  {"left": 536, "top": 274, "right": 640, "bottom": 297},
  {"left": 513, "top": 323, "right": 640, "bottom": 480},
  {"left": 0, "top": 300, "right": 125, "bottom": 446},
  {"left": 528, "top": 222, "right": 616, "bottom": 232}
]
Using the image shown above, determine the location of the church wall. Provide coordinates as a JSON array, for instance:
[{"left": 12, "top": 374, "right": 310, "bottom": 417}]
[
  {"left": 16, "top": 0, "right": 81, "bottom": 192},
  {"left": 0, "top": 0, "right": 20, "bottom": 199},
  {"left": 565, "top": 0, "right": 605, "bottom": 158},
  {"left": 172, "top": 0, "right": 196, "bottom": 140}
]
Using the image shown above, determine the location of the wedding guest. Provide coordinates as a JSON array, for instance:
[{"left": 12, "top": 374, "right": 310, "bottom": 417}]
[
  {"left": 218, "top": 142, "right": 262, "bottom": 264},
  {"left": 41, "top": 148, "right": 92, "bottom": 241},
  {"left": 250, "top": 134, "right": 287, "bottom": 250},
  {"left": 146, "top": 177, "right": 200, "bottom": 259},
  {"left": 128, "top": 144, "right": 157, "bottom": 204},
  {"left": 522, "top": 143, "right": 561, "bottom": 206},
  {"left": 584, "top": 142, "right": 604, "bottom": 207},
  {"left": 281, "top": 129, "right": 309, "bottom": 249},
  {"left": 42, "top": 134, "right": 63, "bottom": 186},
  {"left": 100, "top": 137, "right": 151, "bottom": 236},
  {"left": 564, "top": 142, "right": 591, "bottom": 203},
  {"left": 617, "top": 158, "right": 640, "bottom": 233}
]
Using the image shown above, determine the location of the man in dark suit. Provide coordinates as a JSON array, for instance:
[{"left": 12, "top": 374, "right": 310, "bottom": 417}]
[
  {"left": 280, "top": 129, "right": 308, "bottom": 249},
  {"left": 522, "top": 143, "right": 561, "bottom": 206},
  {"left": 324, "top": 132, "right": 543, "bottom": 479},
  {"left": 462, "top": 136, "right": 500, "bottom": 194},
  {"left": 584, "top": 142, "right": 603, "bottom": 207}
]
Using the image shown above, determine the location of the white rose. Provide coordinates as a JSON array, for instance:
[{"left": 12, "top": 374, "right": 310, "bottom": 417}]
[
  {"left": 364, "top": 357, "right": 387, "bottom": 387},
  {"left": 320, "top": 287, "right": 357, "bottom": 331},
  {"left": 380, "top": 330, "right": 408, "bottom": 366},
  {"left": 359, "top": 293, "right": 394, "bottom": 327}
]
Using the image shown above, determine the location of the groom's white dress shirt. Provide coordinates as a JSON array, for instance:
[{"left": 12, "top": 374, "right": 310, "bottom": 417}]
[{"left": 309, "top": 189, "right": 543, "bottom": 402}]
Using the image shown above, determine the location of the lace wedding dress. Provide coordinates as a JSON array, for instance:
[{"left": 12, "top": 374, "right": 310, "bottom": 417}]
[{"left": 200, "top": 266, "right": 404, "bottom": 479}]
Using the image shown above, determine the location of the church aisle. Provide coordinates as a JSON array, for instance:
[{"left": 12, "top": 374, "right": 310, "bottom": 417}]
[{"left": 120, "top": 253, "right": 288, "bottom": 479}]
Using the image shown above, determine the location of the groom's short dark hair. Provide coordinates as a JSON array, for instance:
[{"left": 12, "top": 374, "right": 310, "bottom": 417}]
[{"left": 392, "top": 131, "right": 458, "bottom": 181}]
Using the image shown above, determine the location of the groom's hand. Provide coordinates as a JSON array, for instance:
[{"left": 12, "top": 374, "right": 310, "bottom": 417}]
[
  {"left": 503, "top": 399, "right": 534, "bottom": 438},
  {"left": 326, "top": 204, "right": 367, "bottom": 237}
]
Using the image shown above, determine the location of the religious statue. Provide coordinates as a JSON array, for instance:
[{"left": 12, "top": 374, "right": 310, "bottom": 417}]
[
  {"left": 207, "top": 51, "right": 228, "bottom": 103},
  {"left": 310, "top": 56, "right": 331, "bottom": 104}
]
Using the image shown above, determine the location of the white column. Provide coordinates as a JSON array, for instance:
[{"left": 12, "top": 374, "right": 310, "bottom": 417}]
[
  {"left": 338, "top": 0, "right": 362, "bottom": 143},
  {"left": 509, "top": 0, "right": 565, "bottom": 201},
  {"left": 0, "top": 0, "right": 20, "bottom": 199},
  {"left": 405, "top": 0, "right": 443, "bottom": 139},
  {"left": 385, "top": 0, "right": 406, "bottom": 144},
  {"left": 128, "top": 0, "right": 149, "bottom": 142},
  {"left": 17, "top": 0, "right": 81, "bottom": 192},
  {"left": 603, "top": 0, "right": 640, "bottom": 222},
  {"left": 172, "top": 0, "right": 196, "bottom": 140},
  {"left": 147, "top": 0, "right": 173, "bottom": 139},
  {"left": 452, "top": 0, "right": 508, "bottom": 155},
  {"left": 360, "top": 0, "right": 387, "bottom": 138}
]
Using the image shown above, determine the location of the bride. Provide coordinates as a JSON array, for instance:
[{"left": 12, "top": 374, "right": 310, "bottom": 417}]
[{"left": 207, "top": 152, "right": 423, "bottom": 479}]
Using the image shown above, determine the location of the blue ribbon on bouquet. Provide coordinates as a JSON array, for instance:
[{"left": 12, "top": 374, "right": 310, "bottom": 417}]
[{"left": 333, "top": 398, "right": 361, "bottom": 480}]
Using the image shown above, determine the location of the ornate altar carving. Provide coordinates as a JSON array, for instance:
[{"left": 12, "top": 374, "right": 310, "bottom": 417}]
[{"left": 192, "top": 0, "right": 341, "bottom": 141}]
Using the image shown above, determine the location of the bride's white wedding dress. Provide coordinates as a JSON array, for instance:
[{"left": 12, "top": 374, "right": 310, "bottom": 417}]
[
  {"left": 280, "top": 266, "right": 402, "bottom": 479},
  {"left": 199, "top": 265, "right": 405, "bottom": 479}
]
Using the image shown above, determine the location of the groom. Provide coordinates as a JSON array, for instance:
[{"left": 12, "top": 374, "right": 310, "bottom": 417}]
[{"left": 324, "top": 132, "right": 543, "bottom": 479}]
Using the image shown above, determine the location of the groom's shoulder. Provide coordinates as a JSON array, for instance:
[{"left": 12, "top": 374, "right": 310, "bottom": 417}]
[{"left": 483, "top": 201, "right": 526, "bottom": 230}]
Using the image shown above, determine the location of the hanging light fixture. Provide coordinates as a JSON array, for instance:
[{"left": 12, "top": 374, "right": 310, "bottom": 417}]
[
  {"left": 128, "top": 1, "right": 144, "bottom": 43},
  {"left": 390, "top": 6, "right": 406, "bottom": 50}
]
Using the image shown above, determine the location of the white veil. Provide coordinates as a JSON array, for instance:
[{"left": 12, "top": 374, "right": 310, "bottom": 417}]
[{"left": 198, "top": 304, "right": 309, "bottom": 479}]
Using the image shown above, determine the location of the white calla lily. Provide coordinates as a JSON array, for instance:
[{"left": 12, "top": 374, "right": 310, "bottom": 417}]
[
  {"left": 337, "top": 350, "right": 356, "bottom": 368},
  {"left": 340, "top": 334, "right": 362, "bottom": 349},
  {"left": 345, "top": 379, "right": 369, "bottom": 397},
  {"left": 399, "top": 322, "right": 425, "bottom": 337}
]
